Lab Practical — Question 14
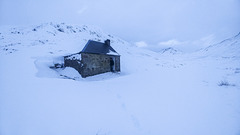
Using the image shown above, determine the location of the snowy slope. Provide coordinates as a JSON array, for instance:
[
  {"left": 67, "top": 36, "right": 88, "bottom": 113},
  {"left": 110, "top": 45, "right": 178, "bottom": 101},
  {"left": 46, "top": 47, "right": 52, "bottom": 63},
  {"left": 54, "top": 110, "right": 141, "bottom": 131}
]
[
  {"left": 0, "top": 22, "right": 169, "bottom": 77},
  {"left": 0, "top": 23, "right": 240, "bottom": 135},
  {"left": 198, "top": 32, "right": 240, "bottom": 58}
]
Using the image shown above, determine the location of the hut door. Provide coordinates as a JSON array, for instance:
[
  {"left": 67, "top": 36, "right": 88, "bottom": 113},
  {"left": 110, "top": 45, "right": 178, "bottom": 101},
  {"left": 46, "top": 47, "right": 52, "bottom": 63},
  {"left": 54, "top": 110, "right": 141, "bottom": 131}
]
[{"left": 110, "top": 57, "right": 115, "bottom": 72}]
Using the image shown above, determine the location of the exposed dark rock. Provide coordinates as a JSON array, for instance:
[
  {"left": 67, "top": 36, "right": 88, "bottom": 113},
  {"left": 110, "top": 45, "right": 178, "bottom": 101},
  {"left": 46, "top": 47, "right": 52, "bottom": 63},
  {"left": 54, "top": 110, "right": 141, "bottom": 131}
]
[{"left": 57, "top": 28, "right": 64, "bottom": 32}]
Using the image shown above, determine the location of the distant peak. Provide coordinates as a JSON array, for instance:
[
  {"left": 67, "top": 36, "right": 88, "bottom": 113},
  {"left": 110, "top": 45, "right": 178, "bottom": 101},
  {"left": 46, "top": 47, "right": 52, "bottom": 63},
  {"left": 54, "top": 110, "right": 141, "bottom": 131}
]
[{"left": 161, "top": 47, "right": 181, "bottom": 55}]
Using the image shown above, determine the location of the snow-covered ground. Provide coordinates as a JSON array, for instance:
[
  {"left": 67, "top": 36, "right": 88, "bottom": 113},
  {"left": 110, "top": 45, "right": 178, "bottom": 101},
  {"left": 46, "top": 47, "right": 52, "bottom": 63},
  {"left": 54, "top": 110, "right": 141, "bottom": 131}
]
[{"left": 0, "top": 23, "right": 240, "bottom": 135}]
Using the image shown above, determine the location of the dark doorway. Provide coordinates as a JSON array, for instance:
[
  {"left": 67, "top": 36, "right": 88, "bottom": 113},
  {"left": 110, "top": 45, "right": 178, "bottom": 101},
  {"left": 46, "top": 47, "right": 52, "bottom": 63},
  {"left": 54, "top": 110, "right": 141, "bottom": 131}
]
[{"left": 110, "top": 57, "right": 115, "bottom": 72}]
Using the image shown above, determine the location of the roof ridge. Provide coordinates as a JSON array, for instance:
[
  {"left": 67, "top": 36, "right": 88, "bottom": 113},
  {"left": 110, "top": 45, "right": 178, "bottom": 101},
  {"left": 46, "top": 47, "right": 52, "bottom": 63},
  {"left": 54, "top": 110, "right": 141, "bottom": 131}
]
[{"left": 81, "top": 40, "right": 91, "bottom": 52}]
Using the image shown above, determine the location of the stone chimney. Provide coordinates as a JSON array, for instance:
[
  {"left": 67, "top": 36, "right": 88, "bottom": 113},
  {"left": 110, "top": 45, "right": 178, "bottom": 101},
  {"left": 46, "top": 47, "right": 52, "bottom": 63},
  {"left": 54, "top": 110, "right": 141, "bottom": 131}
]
[{"left": 105, "top": 39, "right": 110, "bottom": 46}]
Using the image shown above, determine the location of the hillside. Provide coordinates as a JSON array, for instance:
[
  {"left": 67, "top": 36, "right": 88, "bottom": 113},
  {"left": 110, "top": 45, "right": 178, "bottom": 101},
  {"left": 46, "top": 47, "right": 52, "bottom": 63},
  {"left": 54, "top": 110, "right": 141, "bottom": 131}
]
[
  {"left": 0, "top": 23, "right": 240, "bottom": 135},
  {"left": 198, "top": 32, "right": 240, "bottom": 58}
]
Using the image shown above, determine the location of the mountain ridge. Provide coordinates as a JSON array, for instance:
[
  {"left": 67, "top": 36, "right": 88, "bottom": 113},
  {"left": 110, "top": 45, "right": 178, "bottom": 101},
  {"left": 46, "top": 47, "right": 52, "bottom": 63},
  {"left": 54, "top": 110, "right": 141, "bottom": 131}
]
[{"left": 197, "top": 32, "right": 240, "bottom": 58}]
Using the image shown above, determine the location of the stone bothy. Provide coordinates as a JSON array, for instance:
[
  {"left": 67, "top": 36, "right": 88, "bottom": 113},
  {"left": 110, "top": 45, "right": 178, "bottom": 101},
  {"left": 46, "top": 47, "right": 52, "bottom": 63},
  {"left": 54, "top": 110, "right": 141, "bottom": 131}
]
[{"left": 64, "top": 39, "right": 120, "bottom": 78}]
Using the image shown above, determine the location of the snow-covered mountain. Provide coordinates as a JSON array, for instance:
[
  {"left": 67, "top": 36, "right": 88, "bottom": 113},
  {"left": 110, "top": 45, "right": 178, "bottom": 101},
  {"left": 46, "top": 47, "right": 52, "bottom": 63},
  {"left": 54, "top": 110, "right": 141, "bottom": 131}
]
[
  {"left": 0, "top": 23, "right": 240, "bottom": 135},
  {"left": 0, "top": 22, "right": 127, "bottom": 55},
  {"left": 198, "top": 32, "right": 240, "bottom": 58},
  {"left": 160, "top": 47, "right": 182, "bottom": 55}
]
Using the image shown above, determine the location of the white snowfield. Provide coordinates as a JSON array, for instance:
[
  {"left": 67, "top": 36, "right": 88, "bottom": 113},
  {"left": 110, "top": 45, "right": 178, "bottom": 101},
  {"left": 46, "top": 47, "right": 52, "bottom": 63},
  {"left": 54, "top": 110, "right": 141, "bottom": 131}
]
[{"left": 0, "top": 23, "right": 239, "bottom": 135}]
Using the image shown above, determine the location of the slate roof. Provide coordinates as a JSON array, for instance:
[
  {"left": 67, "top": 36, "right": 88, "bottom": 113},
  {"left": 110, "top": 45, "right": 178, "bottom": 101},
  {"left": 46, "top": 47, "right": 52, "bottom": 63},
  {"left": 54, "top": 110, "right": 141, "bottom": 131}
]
[{"left": 80, "top": 40, "right": 119, "bottom": 56}]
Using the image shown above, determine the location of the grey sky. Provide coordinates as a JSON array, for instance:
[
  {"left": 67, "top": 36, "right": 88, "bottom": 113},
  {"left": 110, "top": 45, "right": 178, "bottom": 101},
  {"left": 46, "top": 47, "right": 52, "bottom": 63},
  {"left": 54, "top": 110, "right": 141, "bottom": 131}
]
[{"left": 1, "top": 0, "right": 240, "bottom": 47}]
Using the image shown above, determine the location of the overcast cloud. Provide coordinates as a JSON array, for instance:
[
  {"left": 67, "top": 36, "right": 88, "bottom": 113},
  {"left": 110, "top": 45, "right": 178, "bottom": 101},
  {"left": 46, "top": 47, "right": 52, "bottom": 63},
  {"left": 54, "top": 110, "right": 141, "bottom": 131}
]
[{"left": 0, "top": 0, "right": 240, "bottom": 50}]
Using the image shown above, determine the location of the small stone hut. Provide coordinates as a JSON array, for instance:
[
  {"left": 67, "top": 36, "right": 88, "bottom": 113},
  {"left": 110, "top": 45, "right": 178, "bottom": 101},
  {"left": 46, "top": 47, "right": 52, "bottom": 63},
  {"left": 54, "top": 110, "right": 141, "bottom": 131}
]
[{"left": 64, "top": 39, "right": 120, "bottom": 78}]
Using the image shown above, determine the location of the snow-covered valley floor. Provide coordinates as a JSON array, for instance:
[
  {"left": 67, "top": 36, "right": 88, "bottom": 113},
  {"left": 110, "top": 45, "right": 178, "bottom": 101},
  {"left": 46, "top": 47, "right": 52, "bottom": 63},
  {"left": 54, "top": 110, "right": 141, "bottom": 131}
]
[{"left": 0, "top": 23, "right": 240, "bottom": 135}]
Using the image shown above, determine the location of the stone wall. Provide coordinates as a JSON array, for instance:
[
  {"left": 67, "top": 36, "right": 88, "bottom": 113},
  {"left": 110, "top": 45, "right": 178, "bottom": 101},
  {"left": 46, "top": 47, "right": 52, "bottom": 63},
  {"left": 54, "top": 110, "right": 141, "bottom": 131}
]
[
  {"left": 64, "top": 53, "right": 120, "bottom": 78},
  {"left": 115, "top": 56, "right": 120, "bottom": 72},
  {"left": 81, "top": 53, "right": 110, "bottom": 77}
]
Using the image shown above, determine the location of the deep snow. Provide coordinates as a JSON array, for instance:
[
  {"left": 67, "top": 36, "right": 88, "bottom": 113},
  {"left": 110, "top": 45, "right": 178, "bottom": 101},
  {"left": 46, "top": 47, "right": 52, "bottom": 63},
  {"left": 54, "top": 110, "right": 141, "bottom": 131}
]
[{"left": 0, "top": 23, "right": 240, "bottom": 135}]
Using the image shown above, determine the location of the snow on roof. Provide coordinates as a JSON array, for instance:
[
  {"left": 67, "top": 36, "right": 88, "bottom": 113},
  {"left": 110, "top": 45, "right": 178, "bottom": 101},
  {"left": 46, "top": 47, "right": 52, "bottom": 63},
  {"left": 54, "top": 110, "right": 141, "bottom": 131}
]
[
  {"left": 65, "top": 53, "right": 81, "bottom": 60},
  {"left": 107, "top": 49, "right": 119, "bottom": 55}
]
